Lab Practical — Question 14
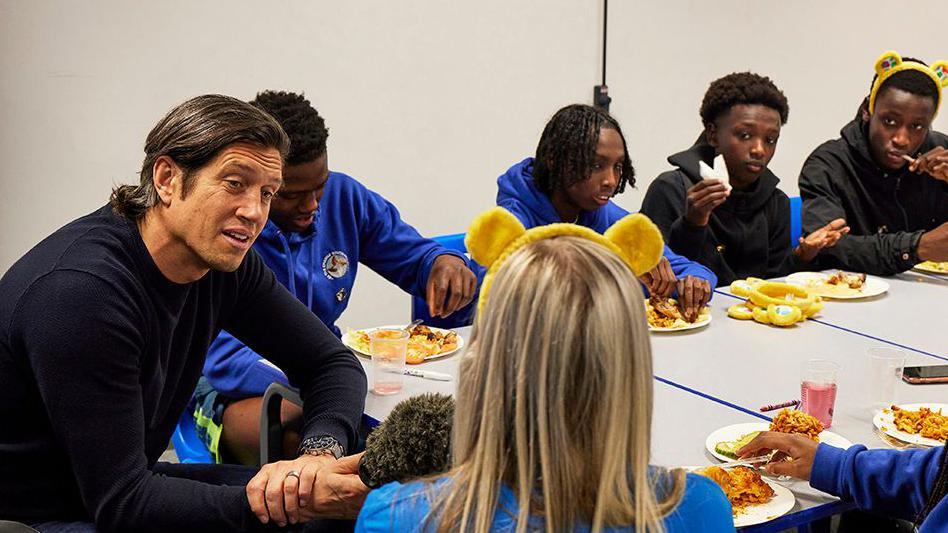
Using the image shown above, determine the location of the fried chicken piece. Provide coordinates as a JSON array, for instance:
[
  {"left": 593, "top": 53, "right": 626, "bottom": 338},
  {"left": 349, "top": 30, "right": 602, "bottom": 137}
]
[
  {"left": 649, "top": 297, "right": 682, "bottom": 320},
  {"left": 826, "top": 271, "right": 866, "bottom": 289}
]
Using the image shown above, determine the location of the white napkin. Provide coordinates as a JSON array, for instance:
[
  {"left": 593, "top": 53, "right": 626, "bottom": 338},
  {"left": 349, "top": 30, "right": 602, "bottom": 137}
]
[{"left": 698, "top": 154, "right": 732, "bottom": 193}]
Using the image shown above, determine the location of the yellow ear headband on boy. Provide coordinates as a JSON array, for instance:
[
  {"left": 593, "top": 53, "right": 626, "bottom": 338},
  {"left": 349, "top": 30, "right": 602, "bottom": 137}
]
[
  {"left": 868, "top": 50, "right": 948, "bottom": 116},
  {"left": 464, "top": 207, "right": 665, "bottom": 318}
]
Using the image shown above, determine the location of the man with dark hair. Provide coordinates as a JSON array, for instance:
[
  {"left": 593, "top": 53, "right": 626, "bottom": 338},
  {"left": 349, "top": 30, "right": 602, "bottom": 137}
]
[
  {"left": 641, "top": 72, "right": 848, "bottom": 286},
  {"left": 0, "top": 94, "right": 368, "bottom": 531},
  {"left": 495, "top": 103, "right": 717, "bottom": 321},
  {"left": 800, "top": 51, "right": 948, "bottom": 275},
  {"left": 195, "top": 90, "right": 476, "bottom": 465}
]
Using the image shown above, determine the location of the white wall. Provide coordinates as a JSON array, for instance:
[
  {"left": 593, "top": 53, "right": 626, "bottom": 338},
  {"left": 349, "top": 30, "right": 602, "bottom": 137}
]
[{"left": 2, "top": 0, "right": 945, "bottom": 330}]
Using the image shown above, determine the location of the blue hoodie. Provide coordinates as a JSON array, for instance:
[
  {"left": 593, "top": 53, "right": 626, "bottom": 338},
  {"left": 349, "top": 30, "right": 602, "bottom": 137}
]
[
  {"left": 204, "top": 171, "right": 465, "bottom": 398},
  {"left": 496, "top": 158, "right": 717, "bottom": 288},
  {"left": 811, "top": 444, "right": 946, "bottom": 532}
]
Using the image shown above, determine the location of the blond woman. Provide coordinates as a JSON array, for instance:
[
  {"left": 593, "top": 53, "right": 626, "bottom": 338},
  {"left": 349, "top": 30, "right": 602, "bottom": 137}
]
[{"left": 355, "top": 234, "right": 733, "bottom": 532}]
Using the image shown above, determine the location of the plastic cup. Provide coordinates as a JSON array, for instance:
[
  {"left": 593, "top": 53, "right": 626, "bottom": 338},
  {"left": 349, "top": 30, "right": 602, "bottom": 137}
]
[
  {"left": 369, "top": 329, "right": 409, "bottom": 395},
  {"left": 800, "top": 359, "right": 839, "bottom": 428},
  {"left": 867, "top": 347, "right": 906, "bottom": 412}
]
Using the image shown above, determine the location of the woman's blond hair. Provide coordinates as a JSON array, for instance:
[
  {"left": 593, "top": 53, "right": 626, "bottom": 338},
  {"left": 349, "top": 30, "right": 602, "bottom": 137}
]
[{"left": 428, "top": 236, "right": 685, "bottom": 533}]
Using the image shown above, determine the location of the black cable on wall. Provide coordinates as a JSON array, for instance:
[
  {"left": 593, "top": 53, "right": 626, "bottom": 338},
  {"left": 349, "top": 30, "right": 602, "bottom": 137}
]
[{"left": 593, "top": 0, "right": 611, "bottom": 111}]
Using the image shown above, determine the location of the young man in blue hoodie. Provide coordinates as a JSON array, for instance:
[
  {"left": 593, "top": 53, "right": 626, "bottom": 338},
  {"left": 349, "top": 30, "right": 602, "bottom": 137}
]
[
  {"left": 496, "top": 104, "right": 717, "bottom": 321},
  {"left": 739, "top": 431, "right": 947, "bottom": 532},
  {"left": 196, "top": 91, "right": 477, "bottom": 465}
]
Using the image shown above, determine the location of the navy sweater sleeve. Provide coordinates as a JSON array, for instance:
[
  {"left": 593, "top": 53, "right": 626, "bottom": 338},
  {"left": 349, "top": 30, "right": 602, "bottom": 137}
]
[
  {"left": 810, "top": 444, "right": 944, "bottom": 522},
  {"left": 15, "top": 271, "right": 260, "bottom": 532},
  {"left": 221, "top": 252, "right": 367, "bottom": 452}
]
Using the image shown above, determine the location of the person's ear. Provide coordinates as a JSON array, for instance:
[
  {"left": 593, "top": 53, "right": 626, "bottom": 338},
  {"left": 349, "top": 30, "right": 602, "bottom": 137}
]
[
  {"left": 705, "top": 124, "right": 718, "bottom": 148},
  {"left": 152, "top": 156, "right": 183, "bottom": 205}
]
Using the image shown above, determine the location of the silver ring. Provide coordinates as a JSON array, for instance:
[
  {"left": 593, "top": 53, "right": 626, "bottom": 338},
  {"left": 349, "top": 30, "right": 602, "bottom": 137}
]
[{"left": 285, "top": 470, "right": 300, "bottom": 480}]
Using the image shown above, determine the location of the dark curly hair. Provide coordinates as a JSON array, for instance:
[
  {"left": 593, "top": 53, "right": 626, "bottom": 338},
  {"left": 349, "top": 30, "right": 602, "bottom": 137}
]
[
  {"left": 699, "top": 72, "right": 789, "bottom": 129},
  {"left": 868, "top": 56, "right": 940, "bottom": 111},
  {"left": 250, "top": 90, "right": 329, "bottom": 165},
  {"left": 533, "top": 104, "right": 634, "bottom": 196}
]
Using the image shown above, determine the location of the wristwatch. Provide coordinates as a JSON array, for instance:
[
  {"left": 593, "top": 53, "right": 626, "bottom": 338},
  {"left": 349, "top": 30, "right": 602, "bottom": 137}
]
[{"left": 298, "top": 435, "right": 344, "bottom": 459}]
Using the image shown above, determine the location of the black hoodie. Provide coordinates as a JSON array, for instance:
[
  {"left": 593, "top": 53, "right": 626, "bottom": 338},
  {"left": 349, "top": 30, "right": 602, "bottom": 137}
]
[
  {"left": 641, "top": 141, "right": 798, "bottom": 287},
  {"left": 799, "top": 115, "right": 948, "bottom": 275}
]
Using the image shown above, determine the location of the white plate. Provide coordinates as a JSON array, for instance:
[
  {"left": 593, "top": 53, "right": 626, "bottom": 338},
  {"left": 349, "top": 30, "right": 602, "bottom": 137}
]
[
  {"left": 872, "top": 403, "right": 948, "bottom": 448},
  {"left": 686, "top": 466, "right": 796, "bottom": 528},
  {"left": 914, "top": 261, "right": 948, "bottom": 275},
  {"left": 786, "top": 271, "right": 889, "bottom": 300},
  {"left": 645, "top": 299, "right": 712, "bottom": 333},
  {"left": 341, "top": 325, "right": 464, "bottom": 362},
  {"left": 705, "top": 422, "right": 853, "bottom": 463}
]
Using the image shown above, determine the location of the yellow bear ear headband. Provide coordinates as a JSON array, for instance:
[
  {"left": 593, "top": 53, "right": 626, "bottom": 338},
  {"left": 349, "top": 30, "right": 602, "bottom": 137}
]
[
  {"left": 464, "top": 207, "right": 665, "bottom": 318},
  {"left": 868, "top": 50, "right": 948, "bottom": 116}
]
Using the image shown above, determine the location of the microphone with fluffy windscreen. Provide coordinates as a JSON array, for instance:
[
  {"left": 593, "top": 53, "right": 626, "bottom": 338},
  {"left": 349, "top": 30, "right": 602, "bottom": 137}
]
[{"left": 358, "top": 393, "right": 454, "bottom": 489}]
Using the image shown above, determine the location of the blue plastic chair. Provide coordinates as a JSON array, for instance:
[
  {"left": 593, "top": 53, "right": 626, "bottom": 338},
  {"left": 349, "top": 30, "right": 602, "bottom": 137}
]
[
  {"left": 171, "top": 410, "right": 214, "bottom": 464},
  {"left": 411, "top": 233, "right": 475, "bottom": 328},
  {"left": 789, "top": 196, "right": 802, "bottom": 247}
]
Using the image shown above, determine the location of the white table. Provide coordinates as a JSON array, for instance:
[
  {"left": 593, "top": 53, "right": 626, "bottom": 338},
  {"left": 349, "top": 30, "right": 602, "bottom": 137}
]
[{"left": 355, "top": 275, "right": 948, "bottom": 531}]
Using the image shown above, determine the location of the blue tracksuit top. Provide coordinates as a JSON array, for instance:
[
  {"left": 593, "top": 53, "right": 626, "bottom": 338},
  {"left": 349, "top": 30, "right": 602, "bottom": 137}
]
[
  {"left": 356, "top": 471, "right": 735, "bottom": 532},
  {"left": 811, "top": 443, "right": 946, "bottom": 532},
  {"left": 496, "top": 158, "right": 717, "bottom": 288},
  {"left": 203, "top": 171, "right": 464, "bottom": 398}
]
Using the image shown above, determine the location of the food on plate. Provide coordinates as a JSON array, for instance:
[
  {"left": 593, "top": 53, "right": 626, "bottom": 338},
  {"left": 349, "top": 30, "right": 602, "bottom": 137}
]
[
  {"left": 348, "top": 325, "right": 459, "bottom": 364},
  {"left": 916, "top": 261, "right": 948, "bottom": 273},
  {"left": 769, "top": 408, "right": 823, "bottom": 440},
  {"left": 727, "top": 279, "right": 823, "bottom": 327},
  {"left": 695, "top": 466, "right": 775, "bottom": 514},
  {"left": 644, "top": 297, "right": 709, "bottom": 329},
  {"left": 825, "top": 271, "right": 866, "bottom": 289},
  {"left": 714, "top": 431, "right": 761, "bottom": 459},
  {"left": 729, "top": 277, "right": 766, "bottom": 298},
  {"left": 747, "top": 282, "right": 818, "bottom": 312},
  {"left": 793, "top": 270, "right": 869, "bottom": 296},
  {"left": 727, "top": 302, "right": 755, "bottom": 320},
  {"left": 888, "top": 405, "right": 948, "bottom": 441}
]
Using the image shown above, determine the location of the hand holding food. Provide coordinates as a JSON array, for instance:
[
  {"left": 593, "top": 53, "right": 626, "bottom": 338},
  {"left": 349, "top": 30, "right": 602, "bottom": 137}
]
[
  {"left": 677, "top": 275, "right": 711, "bottom": 322},
  {"left": 639, "top": 256, "right": 677, "bottom": 297},
  {"left": 684, "top": 179, "right": 730, "bottom": 227},
  {"left": 908, "top": 146, "right": 948, "bottom": 183},
  {"left": 645, "top": 297, "right": 711, "bottom": 329},
  {"left": 736, "top": 431, "right": 819, "bottom": 480}
]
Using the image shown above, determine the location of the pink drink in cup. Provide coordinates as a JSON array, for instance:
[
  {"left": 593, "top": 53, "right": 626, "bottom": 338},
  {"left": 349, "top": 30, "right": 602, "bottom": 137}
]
[{"left": 800, "top": 359, "right": 840, "bottom": 428}]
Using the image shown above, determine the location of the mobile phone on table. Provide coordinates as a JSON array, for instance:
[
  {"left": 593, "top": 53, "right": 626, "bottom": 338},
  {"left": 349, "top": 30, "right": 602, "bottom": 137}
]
[{"left": 902, "top": 364, "right": 948, "bottom": 384}]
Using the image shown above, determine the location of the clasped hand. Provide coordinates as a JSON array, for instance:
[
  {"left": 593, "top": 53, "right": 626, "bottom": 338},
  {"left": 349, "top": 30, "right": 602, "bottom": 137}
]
[{"left": 246, "top": 452, "right": 368, "bottom": 527}]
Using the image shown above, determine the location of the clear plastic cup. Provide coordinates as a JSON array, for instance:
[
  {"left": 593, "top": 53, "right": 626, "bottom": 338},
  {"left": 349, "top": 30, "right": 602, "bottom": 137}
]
[
  {"left": 800, "top": 359, "right": 839, "bottom": 428},
  {"left": 369, "top": 329, "right": 409, "bottom": 395},
  {"left": 867, "top": 347, "right": 906, "bottom": 412}
]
